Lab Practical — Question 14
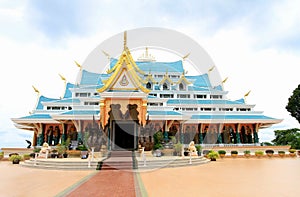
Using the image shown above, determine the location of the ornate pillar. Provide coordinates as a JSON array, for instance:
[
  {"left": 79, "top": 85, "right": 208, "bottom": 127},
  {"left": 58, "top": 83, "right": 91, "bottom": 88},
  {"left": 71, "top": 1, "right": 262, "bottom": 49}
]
[
  {"left": 254, "top": 123, "right": 260, "bottom": 144},
  {"left": 179, "top": 122, "right": 184, "bottom": 143},
  {"left": 99, "top": 99, "right": 106, "bottom": 128},
  {"left": 37, "top": 123, "right": 45, "bottom": 146},
  {"left": 236, "top": 123, "right": 241, "bottom": 144},
  {"left": 198, "top": 123, "right": 203, "bottom": 144},
  {"left": 217, "top": 124, "right": 223, "bottom": 144},
  {"left": 33, "top": 129, "right": 37, "bottom": 146},
  {"left": 164, "top": 120, "right": 169, "bottom": 141}
]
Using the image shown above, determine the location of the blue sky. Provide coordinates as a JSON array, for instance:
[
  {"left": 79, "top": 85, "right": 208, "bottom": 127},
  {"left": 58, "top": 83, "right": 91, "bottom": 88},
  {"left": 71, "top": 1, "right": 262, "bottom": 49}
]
[{"left": 1, "top": 0, "right": 300, "bottom": 148}]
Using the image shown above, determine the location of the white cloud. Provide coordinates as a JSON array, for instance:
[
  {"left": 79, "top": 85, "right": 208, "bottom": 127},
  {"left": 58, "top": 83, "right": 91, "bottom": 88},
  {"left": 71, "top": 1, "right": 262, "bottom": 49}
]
[{"left": 1, "top": 1, "right": 300, "bottom": 148}]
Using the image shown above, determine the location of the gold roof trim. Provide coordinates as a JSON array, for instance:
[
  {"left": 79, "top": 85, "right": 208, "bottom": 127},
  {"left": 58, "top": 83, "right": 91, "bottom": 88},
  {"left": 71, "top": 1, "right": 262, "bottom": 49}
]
[
  {"left": 97, "top": 49, "right": 150, "bottom": 93},
  {"left": 176, "top": 74, "right": 191, "bottom": 85},
  {"left": 159, "top": 74, "right": 174, "bottom": 85}
]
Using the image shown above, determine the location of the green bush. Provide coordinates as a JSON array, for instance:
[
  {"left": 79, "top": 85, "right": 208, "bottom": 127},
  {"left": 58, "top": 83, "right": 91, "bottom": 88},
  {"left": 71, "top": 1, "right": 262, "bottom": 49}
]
[
  {"left": 255, "top": 150, "right": 264, "bottom": 156},
  {"left": 265, "top": 149, "right": 274, "bottom": 154},
  {"left": 23, "top": 154, "right": 31, "bottom": 160},
  {"left": 207, "top": 151, "right": 219, "bottom": 160},
  {"left": 0, "top": 151, "right": 4, "bottom": 160},
  {"left": 9, "top": 154, "right": 23, "bottom": 161},
  {"left": 153, "top": 143, "right": 163, "bottom": 150},
  {"left": 289, "top": 149, "right": 296, "bottom": 153},
  {"left": 77, "top": 144, "right": 88, "bottom": 151},
  {"left": 278, "top": 150, "right": 285, "bottom": 154},
  {"left": 33, "top": 147, "right": 41, "bottom": 153},
  {"left": 195, "top": 145, "right": 202, "bottom": 152},
  {"left": 218, "top": 150, "right": 226, "bottom": 155},
  {"left": 174, "top": 142, "right": 183, "bottom": 153},
  {"left": 244, "top": 150, "right": 251, "bottom": 154},
  {"left": 231, "top": 150, "right": 238, "bottom": 155}
]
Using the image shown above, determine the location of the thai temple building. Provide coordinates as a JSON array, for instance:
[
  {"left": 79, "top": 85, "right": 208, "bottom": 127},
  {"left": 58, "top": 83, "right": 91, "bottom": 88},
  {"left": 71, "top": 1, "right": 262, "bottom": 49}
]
[{"left": 11, "top": 32, "right": 282, "bottom": 151}]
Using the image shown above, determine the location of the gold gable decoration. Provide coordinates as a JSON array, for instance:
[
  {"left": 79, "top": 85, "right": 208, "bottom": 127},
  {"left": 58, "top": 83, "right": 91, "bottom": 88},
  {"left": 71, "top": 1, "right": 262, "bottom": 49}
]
[
  {"left": 159, "top": 74, "right": 174, "bottom": 85},
  {"left": 97, "top": 40, "right": 150, "bottom": 94},
  {"left": 176, "top": 74, "right": 191, "bottom": 85},
  {"left": 145, "top": 74, "right": 157, "bottom": 84}
]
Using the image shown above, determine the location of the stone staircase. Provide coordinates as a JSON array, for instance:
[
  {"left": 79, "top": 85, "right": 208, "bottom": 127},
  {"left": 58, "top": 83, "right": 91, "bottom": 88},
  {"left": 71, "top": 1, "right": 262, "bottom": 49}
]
[
  {"left": 21, "top": 158, "right": 102, "bottom": 170},
  {"left": 137, "top": 156, "right": 210, "bottom": 171},
  {"left": 98, "top": 151, "right": 137, "bottom": 170},
  {"left": 20, "top": 152, "right": 209, "bottom": 171}
]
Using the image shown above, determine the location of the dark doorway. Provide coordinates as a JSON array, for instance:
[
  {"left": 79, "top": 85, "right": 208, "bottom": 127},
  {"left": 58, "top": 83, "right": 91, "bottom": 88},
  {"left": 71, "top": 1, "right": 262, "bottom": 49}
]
[{"left": 112, "top": 121, "right": 138, "bottom": 150}]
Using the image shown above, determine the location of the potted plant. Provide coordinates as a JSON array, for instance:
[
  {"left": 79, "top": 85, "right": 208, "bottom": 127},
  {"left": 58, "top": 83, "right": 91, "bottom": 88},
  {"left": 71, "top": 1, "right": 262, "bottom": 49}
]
[
  {"left": 50, "top": 149, "right": 58, "bottom": 158},
  {"left": 195, "top": 145, "right": 202, "bottom": 156},
  {"left": 289, "top": 149, "right": 296, "bottom": 157},
  {"left": 77, "top": 144, "right": 89, "bottom": 159},
  {"left": 278, "top": 150, "right": 285, "bottom": 158},
  {"left": 9, "top": 154, "right": 23, "bottom": 164},
  {"left": 207, "top": 150, "right": 219, "bottom": 161},
  {"left": 255, "top": 150, "right": 264, "bottom": 158},
  {"left": 218, "top": 150, "right": 226, "bottom": 158},
  {"left": 56, "top": 144, "right": 67, "bottom": 158},
  {"left": 265, "top": 149, "right": 274, "bottom": 158},
  {"left": 173, "top": 142, "right": 183, "bottom": 156},
  {"left": 244, "top": 150, "right": 251, "bottom": 158},
  {"left": 153, "top": 131, "right": 164, "bottom": 157},
  {"left": 23, "top": 154, "right": 31, "bottom": 160},
  {"left": 231, "top": 150, "right": 238, "bottom": 158}
]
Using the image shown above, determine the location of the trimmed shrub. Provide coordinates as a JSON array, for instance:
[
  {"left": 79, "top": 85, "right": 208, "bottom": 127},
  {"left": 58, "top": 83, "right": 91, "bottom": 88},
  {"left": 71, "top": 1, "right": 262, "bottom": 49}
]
[
  {"left": 244, "top": 150, "right": 251, "bottom": 154},
  {"left": 218, "top": 150, "right": 226, "bottom": 155},
  {"left": 278, "top": 150, "right": 285, "bottom": 154},
  {"left": 231, "top": 150, "right": 238, "bottom": 155},
  {"left": 265, "top": 149, "right": 274, "bottom": 154}
]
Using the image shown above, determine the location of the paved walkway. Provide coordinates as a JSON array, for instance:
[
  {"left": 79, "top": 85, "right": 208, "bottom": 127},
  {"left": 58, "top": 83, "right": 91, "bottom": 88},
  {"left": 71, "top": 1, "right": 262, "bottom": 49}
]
[
  {"left": 1, "top": 157, "right": 300, "bottom": 197},
  {"left": 63, "top": 171, "right": 138, "bottom": 197},
  {"left": 140, "top": 158, "right": 300, "bottom": 197}
]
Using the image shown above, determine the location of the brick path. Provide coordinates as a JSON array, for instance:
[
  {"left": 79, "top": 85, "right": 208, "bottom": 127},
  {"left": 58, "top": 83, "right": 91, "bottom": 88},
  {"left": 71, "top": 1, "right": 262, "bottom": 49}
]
[{"left": 65, "top": 170, "right": 139, "bottom": 197}]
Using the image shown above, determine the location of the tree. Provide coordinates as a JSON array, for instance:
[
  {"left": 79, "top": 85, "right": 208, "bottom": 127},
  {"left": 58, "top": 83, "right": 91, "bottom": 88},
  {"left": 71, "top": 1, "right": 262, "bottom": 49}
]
[
  {"left": 272, "top": 128, "right": 300, "bottom": 149},
  {"left": 286, "top": 84, "right": 300, "bottom": 124}
]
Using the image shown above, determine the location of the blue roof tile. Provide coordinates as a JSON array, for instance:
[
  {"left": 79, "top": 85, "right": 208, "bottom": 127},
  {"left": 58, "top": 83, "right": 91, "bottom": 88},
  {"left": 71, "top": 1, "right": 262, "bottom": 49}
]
[
  {"left": 36, "top": 96, "right": 59, "bottom": 110},
  {"left": 148, "top": 111, "right": 182, "bottom": 116},
  {"left": 61, "top": 110, "right": 100, "bottom": 115},
  {"left": 191, "top": 115, "right": 275, "bottom": 120},
  {"left": 63, "top": 83, "right": 74, "bottom": 98},
  {"left": 52, "top": 98, "right": 81, "bottom": 103},
  {"left": 110, "top": 58, "right": 184, "bottom": 73},
  {"left": 137, "top": 61, "right": 184, "bottom": 73},
  {"left": 80, "top": 70, "right": 110, "bottom": 85},
  {"left": 167, "top": 99, "right": 245, "bottom": 105},
  {"left": 186, "top": 74, "right": 211, "bottom": 87},
  {"left": 20, "top": 114, "right": 52, "bottom": 119}
]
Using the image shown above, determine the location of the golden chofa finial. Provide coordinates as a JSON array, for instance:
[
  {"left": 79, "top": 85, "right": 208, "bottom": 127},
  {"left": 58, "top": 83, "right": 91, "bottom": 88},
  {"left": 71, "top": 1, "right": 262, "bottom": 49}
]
[{"left": 124, "top": 31, "right": 127, "bottom": 49}]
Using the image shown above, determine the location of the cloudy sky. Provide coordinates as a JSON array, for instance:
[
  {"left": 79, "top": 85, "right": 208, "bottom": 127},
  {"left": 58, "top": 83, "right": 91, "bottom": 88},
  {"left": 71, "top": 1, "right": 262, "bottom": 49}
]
[{"left": 1, "top": 0, "right": 300, "bottom": 148}]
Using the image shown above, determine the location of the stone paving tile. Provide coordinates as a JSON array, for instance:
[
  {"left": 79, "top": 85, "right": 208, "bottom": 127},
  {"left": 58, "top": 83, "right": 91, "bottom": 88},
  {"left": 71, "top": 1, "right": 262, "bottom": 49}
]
[{"left": 65, "top": 170, "right": 138, "bottom": 197}]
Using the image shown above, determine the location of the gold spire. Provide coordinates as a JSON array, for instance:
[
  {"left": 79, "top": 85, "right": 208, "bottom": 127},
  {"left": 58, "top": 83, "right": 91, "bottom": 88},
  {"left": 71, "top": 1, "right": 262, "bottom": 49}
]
[
  {"left": 244, "top": 90, "right": 251, "bottom": 103},
  {"left": 32, "top": 85, "right": 40, "bottom": 94},
  {"left": 102, "top": 50, "right": 110, "bottom": 60},
  {"left": 208, "top": 66, "right": 215, "bottom": 72},
  {"left": 182, "top": 52, "right": 190, "bottom": 61},
  {"left": 222, "top": 77, "right": 228, "bottom": 84},
  {"left": 124, "top": 31, "right": 127, "bottom": 49},
  {"left": 74, "top": 60, "right": 82, "bottom": 70},
  {"left": 59, "top": 73, "right": 66, "bottom": 81},
  {"left": 244, "top": 90, "right": 251, "bottom": 97}
]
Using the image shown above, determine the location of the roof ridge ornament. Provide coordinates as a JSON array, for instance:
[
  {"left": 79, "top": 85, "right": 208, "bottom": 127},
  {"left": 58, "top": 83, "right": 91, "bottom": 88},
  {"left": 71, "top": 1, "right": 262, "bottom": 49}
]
[
  {"left": 74, "top": 60, "right": 82, "bottom": 70},
  {"left": 124, "top": 31, "right": 127, "bottom": 50},
  {"left": 137, "top": 47, "right": 156, "bottom": 62}
]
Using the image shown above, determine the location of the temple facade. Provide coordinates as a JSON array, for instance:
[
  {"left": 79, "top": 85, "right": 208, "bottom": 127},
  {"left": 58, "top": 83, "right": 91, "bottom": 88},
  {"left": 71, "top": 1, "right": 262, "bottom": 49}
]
[{"left": 11, "top": 34, "right": 282, "bottom": 151}]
